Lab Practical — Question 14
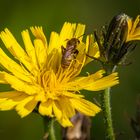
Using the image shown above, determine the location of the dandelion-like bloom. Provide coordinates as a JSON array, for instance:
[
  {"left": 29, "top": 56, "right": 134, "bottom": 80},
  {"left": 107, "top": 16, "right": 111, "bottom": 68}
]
[
  {"left": 0, "top": 23, "right": 118, "bottom": 127},
  {"left": 127, "top": 15, "right": 140, "bottom": 42}
]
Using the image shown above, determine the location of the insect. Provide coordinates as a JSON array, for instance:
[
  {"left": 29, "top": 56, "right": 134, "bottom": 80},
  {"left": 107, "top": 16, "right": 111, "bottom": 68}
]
[{"left": 61, "top": 38, "right": 80, "bottom": 68}]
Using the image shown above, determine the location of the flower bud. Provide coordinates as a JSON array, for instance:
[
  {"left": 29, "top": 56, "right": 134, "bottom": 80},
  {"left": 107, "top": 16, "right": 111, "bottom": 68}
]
[
  {"left": 93, "top": 13, "right": 137, "bottom": 66},
  {"left": 104, "top": 13, "right": 130, "bottom": 64}
]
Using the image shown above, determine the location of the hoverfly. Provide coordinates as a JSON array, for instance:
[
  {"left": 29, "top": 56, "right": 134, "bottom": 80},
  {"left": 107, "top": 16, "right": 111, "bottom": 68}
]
[{"left": 61, "top": 37, "right": 81, "bottom": 68}]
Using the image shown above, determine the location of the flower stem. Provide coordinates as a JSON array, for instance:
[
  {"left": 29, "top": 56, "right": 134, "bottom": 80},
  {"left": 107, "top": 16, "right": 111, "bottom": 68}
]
[
  {"left": 43, "top": 117, "right": 56, "bottom": 140},
  {"left": 101, "top": 87, "right": 115, "bottom": 140},
  {"left": 100, "top": 65, "right": 116, "bottom": 140}
]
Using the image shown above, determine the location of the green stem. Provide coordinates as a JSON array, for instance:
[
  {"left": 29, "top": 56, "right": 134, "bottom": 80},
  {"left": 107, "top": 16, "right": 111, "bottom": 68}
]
[
  {"left": 43, "top": 117, "right": 56, "bottom": 140},
  {"left": 101, "top": 87, "right": 115, "bottom": 140},
  {"left": 100, "top": 64, "right": 117, "bottom": 140}
]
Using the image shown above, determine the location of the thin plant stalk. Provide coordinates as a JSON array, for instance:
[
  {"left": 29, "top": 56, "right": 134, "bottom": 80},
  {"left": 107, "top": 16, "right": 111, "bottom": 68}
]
[
  {"left": 100, "top": 65, "right": 117, "bottom": 140},
  {"left": 43, "top": 117, "right": 56, "bottom": 140}
]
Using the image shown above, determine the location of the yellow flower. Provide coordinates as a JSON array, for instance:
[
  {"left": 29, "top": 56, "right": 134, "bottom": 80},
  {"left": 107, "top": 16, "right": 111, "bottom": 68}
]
[
  {"left": 127, "top": 15, "right": 140, "bottom": 42},
  {"left": 0, "top": 22, "right": 119, "bottom": 127}
]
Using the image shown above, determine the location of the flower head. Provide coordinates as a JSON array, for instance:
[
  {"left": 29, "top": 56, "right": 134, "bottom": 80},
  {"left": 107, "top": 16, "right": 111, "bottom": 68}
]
[
  {"left": 91, "top": 13, "right": 140, "bottom": 66},
  {"left": 0, "top": 22, "right": 118, "bottom": 127}
]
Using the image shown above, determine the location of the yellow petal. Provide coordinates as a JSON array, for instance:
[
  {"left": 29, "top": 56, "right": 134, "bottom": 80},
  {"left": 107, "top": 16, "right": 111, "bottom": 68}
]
[
  {"left": 21, "top": 30, "right": 38, "bottom": 69},
  {"left": 39, "top": 100, "right": 53, "bottom": 116},
  {"left": 127, "top": 18, "right": 133, "bottom": 34},
  {"left": 74, "top": 23, "right": 85, "bottom": 41},
  {"left": 2, "top": 72, "right": 42, "bottom": 95},
  {"left": 34, "top": 39, "right": 47, "bottom": 69},
  {"left": 0, "top": 79, "right": 6, "bottom": 84},
  {"left": 15, "top": 96, "right": 35, "bottom": 117},
  {"left": 85, "top": 35, "right": 100, "bottom": 65},
  {"left": 48, "top": 32, "right": 60, "bottom": 53},
  {"left": 66, "top": 70, "right": 105, "bottom": 91},
  {"left": 59, "top": 22, "right": 76, "bottom": 45},
  {"left": 84, "top": 72, "right": 119, "bottom": 91},
  {"left": 0, "top": 92, "right": 29, "bottom": 102},
  {"left": 0, "top": 49, "right": 32, "bottom": 82},
  {"left": 0, "top": 91, "right": 26, "bottom": 110},
  {"left": 127, "top": 15, "right": 140, "bottom": 41},
  {"left": 0, "top": 28, "right": 32, "bottom": 71},
  {"left": 62, "top": 91, "right": 84, "bottom": 98},
  {"left": 0, "top": 91, "right": 22, "bottom": 98},
  {"left": 66, "top": 71, "right": 118, "bottom": 91},
  {"left": 71, "top": 98, "right": 101, "bottom": 116},
  {"left": 47, "top": 49, "right": 60, "bottom": 71},
  {"left": 134, "top": 27, "right": 140, "bottom": 36},
  {"left": 0, "top": 100, "right": 18, "bottom": 110},
  {"left": 58, "top": 114, "right": 73, "bottom": 127},
  {"left": 0, "top": 98, "right": 7, "bottom": 104},
  {"left": 30, "top": 26, "right": 47, "bottom": 46},
  {"left": 76, "top": 43, "right": 87, "bottom": 69},
  {"left": 0, "top": 72, "right": 7, "bottom": 84},
  {"left": 53, "top": 101, "right": 62, "bottom": 120},
  {"left": 59, "top": 97, "right": 75, "bottom": 118},
  {"left": 131, "top": 15, "right": 140, "bottom": 35},
  {"left": 24, "top": 98, "right": 38, "bottom": 114}
]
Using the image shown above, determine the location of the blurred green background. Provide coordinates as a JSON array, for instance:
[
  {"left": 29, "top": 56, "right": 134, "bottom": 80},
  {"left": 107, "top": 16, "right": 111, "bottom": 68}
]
[{"left": 0, "top": 0, "right": 140, "bottom": 139}]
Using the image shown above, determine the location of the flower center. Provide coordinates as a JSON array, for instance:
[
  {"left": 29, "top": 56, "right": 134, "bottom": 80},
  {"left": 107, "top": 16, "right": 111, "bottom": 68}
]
[{"left": 40, "top": 70, "right": 62, "bottom": 99}]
